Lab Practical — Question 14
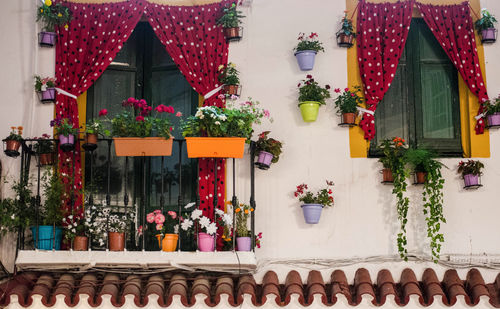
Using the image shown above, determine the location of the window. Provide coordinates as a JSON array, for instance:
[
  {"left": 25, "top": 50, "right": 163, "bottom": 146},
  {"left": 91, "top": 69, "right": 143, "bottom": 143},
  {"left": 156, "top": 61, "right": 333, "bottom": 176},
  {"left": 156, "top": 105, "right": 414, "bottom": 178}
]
[
  {"left": 369, "top": 19, "right": 461, "bottom": 156},
  {"left": 85, "top": 22, "right": 199, "bottom": 250}
]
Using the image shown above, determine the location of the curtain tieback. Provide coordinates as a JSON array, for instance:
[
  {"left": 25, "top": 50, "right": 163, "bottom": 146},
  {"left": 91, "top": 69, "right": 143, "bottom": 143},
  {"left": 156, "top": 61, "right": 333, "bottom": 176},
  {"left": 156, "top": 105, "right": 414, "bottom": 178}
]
[
  {"left": 357, "top": 107, "right": 375, "bottom": 116},
  {"left": 204, "top": 85, "right": 224, "bottom": 100},
  {"left": 55, "top": 88, "right": 78, "bottom": 100},
  {"left": 475, "top": 113, "right": 486, "bottom": 120}
]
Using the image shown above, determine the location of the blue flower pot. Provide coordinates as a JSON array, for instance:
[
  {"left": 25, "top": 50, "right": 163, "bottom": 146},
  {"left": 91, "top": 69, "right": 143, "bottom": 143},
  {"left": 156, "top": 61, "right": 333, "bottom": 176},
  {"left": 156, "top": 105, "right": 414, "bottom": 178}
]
[
  {"left": 294, "top": 50, "right": 317, "bottom": 71},
  {"left": 30, "top": 226, "right": 62, "bottom": 250},
  {"left": 301, "top": 204, "right": 324, "bottom": 224}
]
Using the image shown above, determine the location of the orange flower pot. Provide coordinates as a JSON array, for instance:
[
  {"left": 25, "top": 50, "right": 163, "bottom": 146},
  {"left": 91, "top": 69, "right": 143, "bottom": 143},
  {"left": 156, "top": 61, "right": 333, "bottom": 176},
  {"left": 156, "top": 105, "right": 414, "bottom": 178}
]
[
  {"left": 382, "top": 168, "right": 394, "bottom": 182},
  {"left": 224, "top": 27, "right": 240, "bottom": 39},
  {"left": 113, "top": 137, "right": 173, "bottom": 157},
  {"left": 6, "top": 140, "right": 21, "bottom": 152},
  {"left": 108, "top": 232, "right": 125, "bottom": 251},
  {"left": 85, "top": 133, "right": 98, "bottom": 145},
  {"left": 416, "top": 172, "right": 427, "bottom": 184},
  {"left": 342, "top": 113, "right": 356, "bottom": 124},
  {"left": 73, "top": 236, "right": 88, "bottom": 251},
  {"left": 223, "top": 84, "right": 239, "bottom": 95},
  {"left": 155, "top": 234, "right": 179, "bottom": 252},
  {"left": 185, "top": 137, "right": 246, "bottom": 158}
]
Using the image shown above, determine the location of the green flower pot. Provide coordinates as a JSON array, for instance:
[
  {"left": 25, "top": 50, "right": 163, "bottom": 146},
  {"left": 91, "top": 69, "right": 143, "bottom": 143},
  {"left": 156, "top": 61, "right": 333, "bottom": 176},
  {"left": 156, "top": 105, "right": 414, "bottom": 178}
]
[{"left": 298, "top": 101, "right": 320, "bottom": 122}]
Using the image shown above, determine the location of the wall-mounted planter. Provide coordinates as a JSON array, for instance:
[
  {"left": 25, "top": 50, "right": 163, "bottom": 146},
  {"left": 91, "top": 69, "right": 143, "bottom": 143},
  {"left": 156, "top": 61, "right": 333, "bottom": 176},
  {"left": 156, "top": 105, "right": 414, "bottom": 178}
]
[
  {"left": 336, "top": 33, "right": 354, "bottom": 48},
  {"left": 185, "top": 137, "right": 245, "bottom": 158},
  {"left": 37, "top": 88, "right": 56, "bottom": 103},
  {"left": 298, "top": 101, "right": 320, "bottom": 122},
  {"left": 415, "top": 172, "right": 427, "bottom": 184},
  {"left": 382, "top": 168, "right": 394, "bottom": 183},
  {"left": 224, "top": 27, "right": 242, "bottom": 42},
  {"left": 487, "top": 113, "right": 500, "bottom": 126},
  {"left": 255, "top": 151, "right": 273, "bottom": 170},
  {"left": 294, "top": 50, "right": 317, "bottom": 71},
  {"left": 481, "top": 28, "right": 497, "bottom": 43},
  {"left": 301, "top": 204, "right": 324, "bottom": 224},
  {"left": 341, "top": 113, "right": 356, "bottom": 125},
  {"left": 113, "top": 137, "right": 173, "bottom": 157},
  {"left": 223, "top": 84, "right": 239, "bottom": 96},
  {"left": 59, "top": 134, "right": 75, "bottom": 152},
  {"left": 38, "top": 32, "right": 57, "bottom": 47},
  {"left": 4, "top": 140, "right": 21, "bottom": 157},
  {"left": 39, "top": 153, "right": 55, "bottom": 165},
  {"left": 464, "top": 174, "right": 480, "bottom": 187}
]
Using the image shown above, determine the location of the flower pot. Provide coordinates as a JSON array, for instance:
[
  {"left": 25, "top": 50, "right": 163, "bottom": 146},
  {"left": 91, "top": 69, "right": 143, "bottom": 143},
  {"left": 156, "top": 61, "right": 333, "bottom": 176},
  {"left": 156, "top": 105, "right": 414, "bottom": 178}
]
[
  {"left": 382, "top": 168, "right": 394, "bottom": 182},
  {"left": 30, "top": 226, "right": 62, "bottom": 250},
  {"left": 38, "top": 31, "right": 57, "bottom": 47},
  {"left": 113, "top": 137, "right": 173, "bottom": 157},
  {"left": 301, "top": 204, "right": 324, "bottom": 224},
  {"left": 185, "top": 137, "right": 246, "bottom": 158},
  {"left": 298, "top": 101, "right": 320, "bottom": 122},
  {"left": 198, "top": 232, "right": 215, "bottom": 252},
  {"left": 4, "top": 140, "right": 21, "bottom": 157},
  {"left": 224, "top": 27, "right": 241, "bottom": 40},
  {"left": 39, "top": 153, "right": 55, "bottom": 166},
  {"left": 108, "top": 232, "right": 125, "bottom": 251},
  {"left": 337, "top": 33, "right": 354, "bottom": 48},
  {"left": 59, "top": 134, "right": 75, "bottom": 152},
  {"left": 487, "top": 113, "right": 500, "bottom": 126},
  {"left": 481, "top": 28, "right": 497, "bottom": 43},
  {"left": 85, "top": 133, "right": 98, "bottom": 145},
  {"left": 416, "top": 172, "right": 427, "bottom": 184},
  {"left": 464, "top": 174, "right": 479, "bottom": 187},
  {"left": 255, "top": 151, "right": 274, "bottom": 170},
  {"left": 341, "top": 113, "right": 356, "bottom": 124},
  {"left": 294, "top": 50, "right": 317, "bottom": 71},
  {"left": 37, "top": 88, "right": 56, "bottom": 103},
  {"left": 155, "top": 234, "right": 179, "bottom": 252},
  {"left": 236, "top": 236, "right": 252, "bottom": 251},
  {"left": 223, "top": 84, "right": 239, "bottom": 96},
  {"left": 73, "top": 236, "right": 88, "bottom": 251}
]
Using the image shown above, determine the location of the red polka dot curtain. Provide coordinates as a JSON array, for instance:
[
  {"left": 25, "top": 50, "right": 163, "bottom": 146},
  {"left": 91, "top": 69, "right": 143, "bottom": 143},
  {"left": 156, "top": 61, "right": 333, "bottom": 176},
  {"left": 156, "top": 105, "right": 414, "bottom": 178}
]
[
  {"left": 416, "top": 2, "right": 489, "bottom": 134},
  {"left": 356, "top": 0, "right": 414, "bottom": 140}
]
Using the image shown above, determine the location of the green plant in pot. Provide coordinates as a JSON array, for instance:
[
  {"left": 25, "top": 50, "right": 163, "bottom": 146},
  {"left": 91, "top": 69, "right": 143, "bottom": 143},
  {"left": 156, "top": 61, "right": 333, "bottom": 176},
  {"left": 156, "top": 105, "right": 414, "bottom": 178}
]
[
  {"left": 0, "top": 179, "right": 35, "bottom": 240},
  {"left": 475, "top": 8, "right": 497, "bottom": 43},
  {"left": 294, "top": 32, "right": 324, "bottom": 71},
  {"left": 218, "top": 62, "right": 240, "bottom": 96},
  {"left": 293, "top": 180, "right": 334, "bottom": 224},
  {"left": 254, "top": 131, "right": 283, "bottom": 170},
  {"left": 34, "top": 76, "right": 57, "bottom": 103},
  {"left": 4, "top": 126, "right": 23, "bottom": 157},
  {"left": 297, "top": 75, "right": 331, "bottom": 123},
  {"left": 484, "top": 96, "right": 500, "bottom": 127},
  {"left": 336, "top": 12, "right": 356, "bottom": 47},
  {"left": 82, "top": 109, "right": 110, "bottom": 151},
  {"left": 216, "top": 2, "right": 245, "bottom": 41},
  {"left": 36, "top": 0, "right": 72, "bottom": 47},
  {"left": 50, "top": 117, "right": 79, "bottom": 152},
  {"left": 34, "top": 134, "right": 56, "bottom": 166},
  {"left": 458, "top": 159, "right": 484, "bottom": 187},
  {"left": 333, "top": 86, "right": 363, "bottom": 125},
  {"left": 234, "top": 203, "right": 255, "bottom": 251}
]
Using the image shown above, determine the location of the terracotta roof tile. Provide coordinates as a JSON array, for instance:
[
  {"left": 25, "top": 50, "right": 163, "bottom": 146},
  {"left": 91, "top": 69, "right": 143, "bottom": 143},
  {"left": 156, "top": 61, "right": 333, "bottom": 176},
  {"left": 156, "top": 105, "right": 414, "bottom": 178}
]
[{"left": 3, "top": 268, "right": 500, "bottom": 307}]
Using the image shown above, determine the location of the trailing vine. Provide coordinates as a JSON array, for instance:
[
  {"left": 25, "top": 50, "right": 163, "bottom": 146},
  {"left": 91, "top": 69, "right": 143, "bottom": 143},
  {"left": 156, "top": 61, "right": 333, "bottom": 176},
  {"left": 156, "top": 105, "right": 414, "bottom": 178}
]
[{"left": 392, "top": 157, "right": 410, "bottom": 261}]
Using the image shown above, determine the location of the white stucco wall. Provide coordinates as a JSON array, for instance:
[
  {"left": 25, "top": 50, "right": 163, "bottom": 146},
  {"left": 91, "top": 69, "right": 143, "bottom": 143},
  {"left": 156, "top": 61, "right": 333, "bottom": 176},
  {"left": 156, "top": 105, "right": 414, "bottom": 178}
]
[{"left": 1, "top": 0, "right": 500, "bottom": 280}]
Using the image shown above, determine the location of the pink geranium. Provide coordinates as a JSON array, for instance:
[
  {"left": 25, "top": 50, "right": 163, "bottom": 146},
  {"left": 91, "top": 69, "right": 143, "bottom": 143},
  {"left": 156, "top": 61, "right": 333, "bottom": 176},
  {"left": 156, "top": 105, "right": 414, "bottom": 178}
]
[
  {"left": 167, "top": 211, "right": 177, "bottom": 219},
  {"left": 146, "top": 212, "right": 156, "bottom": 223},
  {"left": 156, "top": 224, "right": 163, "bottom": 231},
  {"left": 155, "top": 214, "right": 165, "bottom": 224}
]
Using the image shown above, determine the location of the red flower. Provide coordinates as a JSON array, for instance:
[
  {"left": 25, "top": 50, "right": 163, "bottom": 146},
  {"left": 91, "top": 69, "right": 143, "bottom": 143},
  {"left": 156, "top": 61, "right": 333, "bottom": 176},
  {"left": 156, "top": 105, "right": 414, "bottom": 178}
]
[
  {"left": 334, "top": 88, "right": 341, "bottom": 93},
  {"left": 297, "top": 83, "right": 301, "bottom": 87},
  {"left": 135, "top": 116, "right": 145, "bottom": 122},
  {"left": 351, "top": 93, "right": 356, "bottom": 97},
  {"left": 98, "top": 109, "right": 108, "bottom": 116},
  {"left": 344, "top": 87, "right": 350, "bottom": 92},
  {"left": 325, "top": 85, "right": 331, "bottom": 90},
  {"left": 155, "top": 105, "right": 164, "bottom": 113},
  {"left": 328, "top": 189, "right": 332, "bottom": 194},
  {"left": 306, "top": 74, "right": 312, "bottom": 79},
  {"left": 309, "top": 32, "right": 317, "bottom": 39}
]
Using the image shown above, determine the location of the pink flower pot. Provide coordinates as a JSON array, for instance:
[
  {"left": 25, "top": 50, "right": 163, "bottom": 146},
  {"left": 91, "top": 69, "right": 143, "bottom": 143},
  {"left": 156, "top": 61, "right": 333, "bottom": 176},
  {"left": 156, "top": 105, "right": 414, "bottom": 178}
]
[
  {"left": 38, "top": 32, "right": 57, "bottom": 47},
  {"left": 255, "top": 151, "right": 274, "bottom": 170},
  {"left": 464, "top": 174, "right": 479, "bottom": 187},
  {"left": 481, "top": 28, "right": 497, "bottom": 43},
  {"left": 59, "top": 134, "right": 75, "bottom": 152},
  {"left": 198, "top": 232, "right": 215, "bottom": 252},
  {"left": 487, "top": 113, "right": 500, "bottom": 126},
  {"left": 236, "top": 237, "right": 252, "bottom": 251},
  {"left": 37, "top": 88, "right": 56, "bottom": 103}
]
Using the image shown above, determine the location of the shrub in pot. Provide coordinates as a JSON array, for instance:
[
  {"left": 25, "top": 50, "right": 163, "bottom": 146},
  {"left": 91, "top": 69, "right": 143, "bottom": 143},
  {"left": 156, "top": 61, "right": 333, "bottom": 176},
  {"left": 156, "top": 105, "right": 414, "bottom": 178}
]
[
  {"left": 63, "top": 214, "right": 92, "bottom": 251},
  {"left": 458, "top": 160, "right": 484, "bottom": 187},
  {"left": 293, "top": 180, "right": 334, "bottom": 224},
  {"left": 51, "top": 117, "right": 78, "bottom": 152},
  {"left": 336, "top": 13, "right": 356, "bottom": 47},
  {"left": 107, "top": 210, "right": 135, "bottom": 251},
  {"left": 297, "top": 75, "right": 331, "bottom": 122},
  {"left": 333, "top": 86, "right": 363, "bottom": 125},
  {"left": 475, "top": 9, "right": 497, "bottom": 43},
  {"left": 404, "top": 149, "right": 445, "bottom": 184},
  {"left": 254, "top": 131, "right": 283, "bottom": 170},
  {"left": 4, "top": 126, "right": 23, "bottom": 157},
  {"left": 34, "top": 76, "right": 57, "bottom": 103},
  {"left": 378, "top": 137, "right": 408, "bottom": 183},
  {"left": 147, "top": 210, "right": 180, "bottom": 252},
  {"left": 234, "top": 204, "right": 254, "bottom": 251},
  {"left": 216, "top": 2, "right": 245, "bottom": 41},
  {"left": 34, "top": 134, "right": 56, "bottom": 166},
  {"left": 293, "top": 32, "right": 324, "bottom": 71},
  {"left": 83, "top": 109, "right": 110, "bottom": 151},
  {"left": 484, "top": 97, "right": 500, "bottom": 127},
  {"left": 36, "top": 0, "right": 72, "bottom": 47},
  {"left": 218, "top": 62, "right": 240, "bottom": 96}
]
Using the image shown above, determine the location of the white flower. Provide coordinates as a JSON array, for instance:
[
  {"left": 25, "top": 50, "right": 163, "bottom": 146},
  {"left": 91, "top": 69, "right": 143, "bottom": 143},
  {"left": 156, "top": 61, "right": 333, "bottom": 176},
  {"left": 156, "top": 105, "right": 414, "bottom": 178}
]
[
  {"left": 10, "top": 214, "right": 15, "bottom": 219},
  {"left": 199, "top": 216, "right": 210, "bottom": 228},
  {"left": 191, "top": 209, "right": 202, "bottom": 220},
  {"left": 68, "top": 215, "right": 73, "bottom": 220},
  {"left": 215, "top": 121, "right": 220, "bottom": 125},
  {"left": 73, "top": 222, "right": 78, "bottom": 227},
  {"left": 215, "top": 208, "right": 224, "bottom": 216},
  {"left": 223, "top": 214, "right": 233, "bottom": 226},
  {"left": 206, "top": 222, "right": 217, "bottom": 235},
  {"left": 181, "top": 219, "right": 193, "bottom": 231},
  {"left": 218, "top": 115, "right": 227, "bottom": 121},
  {"left": 184, "top": 202, "right": 196, "bottom": 209},
  {"left": 174, "top": 225, "right": 179, "bottom": 234}
]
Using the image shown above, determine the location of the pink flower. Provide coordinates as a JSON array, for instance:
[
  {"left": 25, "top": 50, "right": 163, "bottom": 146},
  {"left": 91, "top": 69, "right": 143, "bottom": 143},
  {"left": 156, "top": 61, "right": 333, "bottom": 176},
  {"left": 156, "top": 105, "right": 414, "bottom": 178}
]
[
  {"left": 351, "top": 93, "right": 356, "bottom": 97},
  {"left": 217, "top": 94, "right": 225, "bottom": 100},
  {"left": 135, "top": 116, "right": 145, "bottom": 122},
  {"left": 166, "top": 106, "right": 175, "bottom": 114},
  {"left": 156, "top": 224, "right": 163, "bottom": 231},
  {"left": 155, "top": 105, "right": 164, "bottom": 113},
  {"left": 168, "top": 211, "right": 177, "bottom": 219},
  {"left": 344, "top": 87, "right": 350, "bottom": 92},
  {"left": 263, "top": 109, "right": 270, "bottom": 118},
  {"left": 139, "top": 99, "right": 147, "bottom": 107},
  {"left": 309, "top": 32, "right": 317, "bottom": 39},
  {"left": 230, "top": 94, "right": 238, "bottom": 100},
  {"left": 137, "top": 225, "right": 143, "bottom": 236},
  {"left": 155, "top": 214, "right": 165, "bottom": 224},
  {"left": 334, "top": 88, "right": 341, "bottom": 93},
  {"left": 153, "top": 210, "right": 162, "bottom": 214},
  {"left": 146, "top": 212, "right": 155, "bottom": 223},
  {"left": 98, "top": 109, "right": 108, "bottom": 116},
  {"left": 176, "top": 111, "right": 183, "bottom": 117},
  {"left": 127, "top": 97, "right": 136, "bottom": 104}
]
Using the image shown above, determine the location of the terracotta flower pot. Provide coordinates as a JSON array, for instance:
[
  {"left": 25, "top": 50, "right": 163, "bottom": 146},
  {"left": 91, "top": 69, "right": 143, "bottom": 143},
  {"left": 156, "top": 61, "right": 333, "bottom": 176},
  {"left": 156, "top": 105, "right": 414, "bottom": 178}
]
[
  {"left": 108, "top": 232, "right": 125, "bottom": 251},
  {"left": 185, "top": 137, "right": 246, "bottom": 158},
  {"left": 224, "top": 27, "right": 240, "bottom": 40},
  {"left": 73, "top": 236, "right": 88, "bottom": 251},
  {"left": 382, "top": 168, "right": 394, "bottom": 182},
  {"left": 5, "top": 140, "right": 21, "bottom": 153},
  {"left": 223, "top": 84, "right": 239, "bottom": 95},
  {"left": 113, "top": 137, "right": 173, "bottom": 157},
  {"left": 416, "top": 172, "right": 427, "bottom": 184},
  {"left": 155, "top": 234, "right": 179, "bottom": 252},
  {"left": 337, "top": 33, "right": 354, "bottom": 47},
  {"left": 39, "top": 153, "right": 55, "bottom": 165},
  {"left": 85, "top": 133, "right": 98, "bottom": 145},
  {"left": 342, "top": 113, "right": 356, "bottom": 124}
]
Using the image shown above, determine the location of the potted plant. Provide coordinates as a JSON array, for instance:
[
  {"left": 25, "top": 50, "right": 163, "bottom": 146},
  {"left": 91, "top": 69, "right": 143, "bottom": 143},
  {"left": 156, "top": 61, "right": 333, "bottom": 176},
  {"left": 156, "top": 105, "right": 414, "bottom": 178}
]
[
  {"left": 404, "top": 149, "right": 445, "bottom": 184},
  {"left": 218, "top": 63, "right": 240, "bottom": 96},
  {"left": 83, "top": 202, "right": 107, "bottom": 250},
  {"left": 31, "top": 170, "right": 65, "bottom": 250},
  {"left": 63, "top": 214, "right": 90, "bottom": 251},
  {"left": 182, "top": 98, "right": 271, "bottom": 158},
  {"left": 50, "top": 116, "right": 78, "bottom": 152},
  {"left": 234, "top": 203, "right": 254, "bottom": 251},
  {"left": 4, "top": 126, "right": 23, "bottom": 157},
  {"left": 34, "top": 134, "right": 55, "bottom": 165},
  {"left": 458, "top": 160, "right": 484, "bottom": 187},
  {"left": 297, "top": 75, "right": 331, "bottom": 122},
  {"left": 293, "top": 32, "right": 324, "bottom": 71},
  {"left": 485, "top": 96, "right": 500, "bottom": 126},
  {"left": 254, "top": 131, "right": 283, "bottom": 170},
  {"left": 333, "top": 87, "right": 363, "bottom": 125},
  {"left": 146, "top": 210, "right": 179, "bottom": 252},
  {"left": 106, "top": 210, "right": 135, "bottom": 251},
  {"left": 336, "top": 13, "right": 356, "bottom": 48},
  {"left": 110, "top": 98, "right": 179, "bottom": 156},
  {"left": 83, "top": 109, "right": 110, "bottom": 151},
  {"left": 0, "top": 180, "right": 35, "bottom": 241},
  {"left": 378, "top": 137, "right": 408, "bottom": 183},
  {"left": 34, "top": 76, "right": 57, "bottom": 103},
  {"left": 293, "top": 180, "right": 334, "bottom": 224},
  {"left": 36, "top": 0, "right": 71, "bottom": 47},
  {"left": 216, "top": 2, "right": 245, "bottom": 41},
  {"left": 189, "top": 209, "right": 218, "bottom": 251},
  {"left": 475, "top": 8, "right": 497, "bottom": 43}
]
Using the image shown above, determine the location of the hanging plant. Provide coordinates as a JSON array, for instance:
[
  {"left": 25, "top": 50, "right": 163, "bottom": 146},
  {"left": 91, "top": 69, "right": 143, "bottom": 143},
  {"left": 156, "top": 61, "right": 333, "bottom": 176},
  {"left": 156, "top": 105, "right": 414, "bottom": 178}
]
[
  {"left": 36, "top": 0, "right": 72, "bottom": 47},
  {"left": 336, "top": 12, "right": 356, "bottom": 48},
  {"left": 216, "top": 2, "right": 245, "bottom": 41},
  {"left": 474, "top": 9, "right": 497, "bottom": 43}
]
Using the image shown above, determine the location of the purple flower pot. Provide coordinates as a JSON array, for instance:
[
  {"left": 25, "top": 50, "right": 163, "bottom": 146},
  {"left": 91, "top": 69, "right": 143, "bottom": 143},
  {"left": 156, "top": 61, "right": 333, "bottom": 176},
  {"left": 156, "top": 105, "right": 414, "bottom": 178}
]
[
  {"left": 487, "top": 113, "right": 500, "bottom": 126},
  {"left": 236, "top": 237, "right": 252, "bottom": 251},
  {"left": 198, "top": 232, "right": 215, "bottom": 252},
  {"left": 38, "top": 32, "right": 57, "bottom": 47},
  {"left": 255, "top": 151, "right": 274, "bottom": 170},
  {"left": 481, "top": 28, "right": 497, "bottom": 43},
  {"left": 59, "top": 134, "right": 75, "bottom": 152},
  {"left": 37, "top": 88, "right": 56, "bottom": 103},
  {"left": 294, "top": 50, "right": 317, "bottom": 71},
  {"left": 301, "top": 204, "right": 324, "bottom": 224},
  {"left": 464, "top": 174, "right": 479, "bottom": 187}
]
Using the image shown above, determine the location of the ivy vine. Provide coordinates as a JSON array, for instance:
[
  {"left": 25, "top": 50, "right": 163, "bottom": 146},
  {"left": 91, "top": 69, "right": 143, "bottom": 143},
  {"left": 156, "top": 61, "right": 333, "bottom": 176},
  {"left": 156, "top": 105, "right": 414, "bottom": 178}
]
[{"left": 392, "top": 157, "right": 410, "bottom": 261}]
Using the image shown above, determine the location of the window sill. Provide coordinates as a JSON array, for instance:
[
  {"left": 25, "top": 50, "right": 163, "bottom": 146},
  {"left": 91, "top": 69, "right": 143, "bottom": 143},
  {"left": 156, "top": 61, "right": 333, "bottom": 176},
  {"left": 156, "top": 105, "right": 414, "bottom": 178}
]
[{"left": 15, "top": 250, "right": 256, "bottom": 272}]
